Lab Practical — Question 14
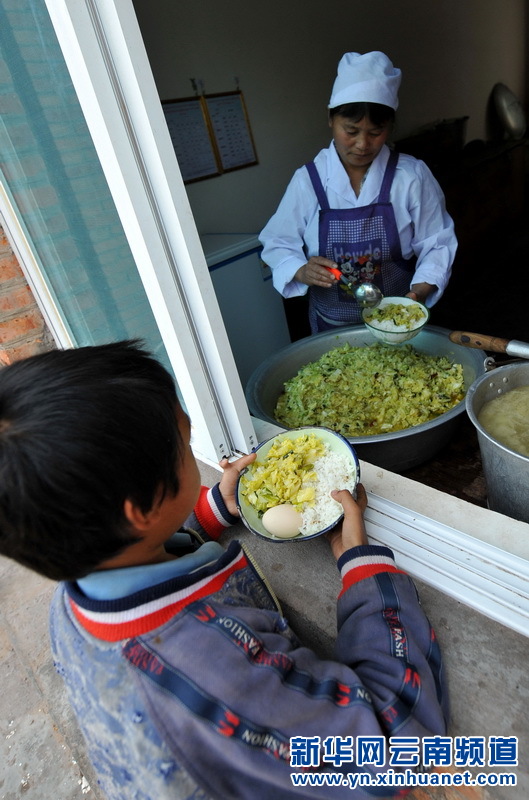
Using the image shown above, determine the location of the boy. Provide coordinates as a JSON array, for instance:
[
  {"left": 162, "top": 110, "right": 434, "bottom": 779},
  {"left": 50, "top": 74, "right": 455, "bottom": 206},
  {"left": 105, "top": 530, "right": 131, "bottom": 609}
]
[{"left": 0, "top": 341, "right": 448, "bottom": 799}]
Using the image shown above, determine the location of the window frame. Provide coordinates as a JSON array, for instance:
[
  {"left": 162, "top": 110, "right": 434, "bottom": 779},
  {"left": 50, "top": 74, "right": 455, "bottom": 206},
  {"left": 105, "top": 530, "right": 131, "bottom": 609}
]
[
  {"left": 32, "top": 0, "right": 529, "bottom": 636},
  {"left": 43, "top": 0, "right": 258, "bottom": 465}
]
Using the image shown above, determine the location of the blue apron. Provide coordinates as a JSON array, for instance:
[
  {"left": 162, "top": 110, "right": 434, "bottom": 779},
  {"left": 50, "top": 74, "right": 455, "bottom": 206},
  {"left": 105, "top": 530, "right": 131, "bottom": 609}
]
[{"left": 306, "top": 150, "right": 416, "bottom": 333}]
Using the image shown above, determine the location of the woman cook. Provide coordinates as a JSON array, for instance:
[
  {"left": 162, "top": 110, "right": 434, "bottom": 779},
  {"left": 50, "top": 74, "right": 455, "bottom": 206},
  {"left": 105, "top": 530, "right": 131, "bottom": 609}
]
[{"left": 259, "top": 51, "right": 457, "bottom": 333}]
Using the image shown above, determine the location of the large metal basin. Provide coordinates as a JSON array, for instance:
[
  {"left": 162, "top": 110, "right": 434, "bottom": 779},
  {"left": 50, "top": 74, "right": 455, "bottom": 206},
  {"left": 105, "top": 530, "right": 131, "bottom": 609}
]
[{"left": 246, "top": 324, "right": 487, "bottom": 472}]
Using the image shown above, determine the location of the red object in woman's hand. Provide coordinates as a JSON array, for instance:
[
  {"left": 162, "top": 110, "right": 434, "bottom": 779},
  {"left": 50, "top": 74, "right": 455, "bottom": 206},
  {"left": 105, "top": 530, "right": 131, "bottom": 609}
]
[{"left": 326, "top": 266, "right": 342, "bottom": 281}]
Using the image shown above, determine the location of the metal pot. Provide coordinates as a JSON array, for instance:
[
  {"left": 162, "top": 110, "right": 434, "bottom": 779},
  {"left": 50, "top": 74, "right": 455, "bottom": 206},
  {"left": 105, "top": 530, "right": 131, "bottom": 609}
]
[
  {"left": 246, "top": 324, "right": 487, "bottom": 472},
  {"left": 466, "top": 362, "right": 529, "bottom": 523}
]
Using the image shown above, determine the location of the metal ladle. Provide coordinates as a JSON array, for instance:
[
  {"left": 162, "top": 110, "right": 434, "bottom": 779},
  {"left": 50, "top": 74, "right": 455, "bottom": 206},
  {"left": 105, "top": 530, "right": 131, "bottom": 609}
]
[
  {"left": 353, "top": 282, "right": 383, "bottom": 308},
  {"left": 326, "top": 267, "right": 383, "bottom": 308}
]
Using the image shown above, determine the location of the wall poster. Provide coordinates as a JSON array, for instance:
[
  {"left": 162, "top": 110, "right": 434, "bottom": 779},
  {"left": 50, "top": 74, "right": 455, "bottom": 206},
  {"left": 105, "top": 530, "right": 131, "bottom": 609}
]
[
  {"left": 162, "top": 97, "right": 220, "bottom": 183},
  {"left": 162, "top": 91, "right": 257, "bottom": 183},
  {"left": 204, "top": 91, "right": 258, "bottom": 172}
]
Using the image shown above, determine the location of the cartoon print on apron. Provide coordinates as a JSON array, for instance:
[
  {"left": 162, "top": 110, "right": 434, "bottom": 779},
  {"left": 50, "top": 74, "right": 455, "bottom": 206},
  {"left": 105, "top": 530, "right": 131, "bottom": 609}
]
[{"left": 306, "top": 150, "right": 416, "bottom": 332}]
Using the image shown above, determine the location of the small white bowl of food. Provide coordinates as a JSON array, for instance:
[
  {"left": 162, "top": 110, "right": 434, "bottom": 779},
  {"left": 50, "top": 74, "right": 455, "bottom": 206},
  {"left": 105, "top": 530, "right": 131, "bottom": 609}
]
[
  {"left": 362, "top": 296, "right": 429, "bottom": 344},
  {"left": 236, "top": 427, "right": 359, "bottom": 542}
]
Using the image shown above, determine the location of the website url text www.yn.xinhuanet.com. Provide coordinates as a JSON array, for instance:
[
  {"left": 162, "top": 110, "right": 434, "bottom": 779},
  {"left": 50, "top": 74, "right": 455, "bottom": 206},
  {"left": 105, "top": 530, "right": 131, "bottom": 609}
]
[{"left": 290, "top": 768, "right": 517, "bottom": 790}]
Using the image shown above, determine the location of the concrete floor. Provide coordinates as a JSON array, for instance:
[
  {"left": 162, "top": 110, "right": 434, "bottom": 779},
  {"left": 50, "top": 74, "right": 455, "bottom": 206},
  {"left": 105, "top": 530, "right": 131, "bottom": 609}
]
[{"left": 1, "top": 459, "right": 528, "bottom": 799}]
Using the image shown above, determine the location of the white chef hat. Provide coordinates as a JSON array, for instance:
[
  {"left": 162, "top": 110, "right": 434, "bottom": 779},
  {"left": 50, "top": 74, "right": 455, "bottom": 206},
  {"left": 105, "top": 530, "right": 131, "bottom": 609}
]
[{"left": 328, "top": 51, "right": 402, "bottom": 110}]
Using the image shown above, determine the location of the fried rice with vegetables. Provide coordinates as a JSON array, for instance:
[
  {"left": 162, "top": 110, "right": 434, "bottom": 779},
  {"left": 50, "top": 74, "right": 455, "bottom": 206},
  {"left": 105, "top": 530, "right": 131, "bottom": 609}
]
[{"left": 274, "top": 343, "right": 465, "bottom": 436}]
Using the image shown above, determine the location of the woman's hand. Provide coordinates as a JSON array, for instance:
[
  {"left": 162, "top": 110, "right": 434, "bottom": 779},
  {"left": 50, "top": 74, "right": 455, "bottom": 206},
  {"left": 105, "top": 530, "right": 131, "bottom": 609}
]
[
  {"left": 294, "top": 257, "right": 339, "bottom": 288},
  {"left": 218, "top": 452, "right": 257, "bottom": 516},
  {"left": 407, "top": 282, "right": 436, "bottom": 305},
  {"left": 325, "top": 484, "right": 368, "bottom": 561}
]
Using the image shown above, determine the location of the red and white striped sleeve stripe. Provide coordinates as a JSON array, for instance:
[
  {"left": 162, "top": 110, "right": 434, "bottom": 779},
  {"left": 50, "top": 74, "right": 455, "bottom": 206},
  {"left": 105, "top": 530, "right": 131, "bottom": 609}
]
[
  {"left": 338, "top": 546, "right": 406, "bottom": 596},
  {"left": 194, "top": 484, "right": 239, "bottom": 540}
]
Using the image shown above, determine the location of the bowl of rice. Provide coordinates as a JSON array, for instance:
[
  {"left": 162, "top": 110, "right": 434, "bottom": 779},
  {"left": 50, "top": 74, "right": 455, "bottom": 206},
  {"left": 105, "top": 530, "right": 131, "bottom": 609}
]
[
  {"left": 362, "top": 296, "right": 429, "bottom": 344},
  {"left": 236, "top": 427, "right": 359, "bottom": 542}
]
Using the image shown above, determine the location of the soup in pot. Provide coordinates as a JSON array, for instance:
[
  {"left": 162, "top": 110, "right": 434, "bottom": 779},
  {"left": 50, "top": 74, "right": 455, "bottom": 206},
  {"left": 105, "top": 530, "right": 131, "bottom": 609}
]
[{"left": 477, "top": 385, "right": 529, "bottom": 457}]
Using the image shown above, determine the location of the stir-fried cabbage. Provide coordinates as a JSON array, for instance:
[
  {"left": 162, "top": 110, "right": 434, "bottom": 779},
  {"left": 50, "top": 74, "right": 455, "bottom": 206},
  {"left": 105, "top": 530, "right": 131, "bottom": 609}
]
[
  {"left": 274, "top": 344, "right": 465, "bottom": 436},
  {"left": 240, "top": 433, "right": 326, "bottom": 513},
  {"left": 364, "top": 302, "right": 426, "bottom": 329}
]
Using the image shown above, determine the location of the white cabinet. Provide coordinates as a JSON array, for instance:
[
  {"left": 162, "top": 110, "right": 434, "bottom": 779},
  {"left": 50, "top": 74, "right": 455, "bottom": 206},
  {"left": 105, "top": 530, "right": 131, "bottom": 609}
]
[{"left": 201, "top": 234, "right": 291, "bottom": 388}]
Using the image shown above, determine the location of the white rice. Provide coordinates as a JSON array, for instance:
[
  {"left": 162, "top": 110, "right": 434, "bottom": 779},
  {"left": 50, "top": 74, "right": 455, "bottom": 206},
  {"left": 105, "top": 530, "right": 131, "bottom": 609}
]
[
  {"left": 370, "top": 318, "right": 414, "bottom": 332},
  {"left": 300, "top": 449, "right": 357, "bottom": 536}
]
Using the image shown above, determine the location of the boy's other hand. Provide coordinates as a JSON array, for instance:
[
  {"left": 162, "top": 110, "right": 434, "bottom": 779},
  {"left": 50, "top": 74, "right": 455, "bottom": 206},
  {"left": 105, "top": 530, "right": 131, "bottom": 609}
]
[
  {"left": 325, "top": 484, "right": 368, "bottom": 561},
  {"left": 218, "top": 452, "right": 257, "bottom": 517}
]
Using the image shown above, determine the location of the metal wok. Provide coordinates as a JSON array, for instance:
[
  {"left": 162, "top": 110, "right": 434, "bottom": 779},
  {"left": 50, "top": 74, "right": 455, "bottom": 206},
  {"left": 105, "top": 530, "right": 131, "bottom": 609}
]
[{"left": 245, "top": 325, "right": 487, "bottom": 472}]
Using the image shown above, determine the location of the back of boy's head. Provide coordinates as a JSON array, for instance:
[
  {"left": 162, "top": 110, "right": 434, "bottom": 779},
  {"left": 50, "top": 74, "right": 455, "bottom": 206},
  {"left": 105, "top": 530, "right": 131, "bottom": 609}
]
[{"left": 0, "top": 340, "right": 182, "bottom": 581}]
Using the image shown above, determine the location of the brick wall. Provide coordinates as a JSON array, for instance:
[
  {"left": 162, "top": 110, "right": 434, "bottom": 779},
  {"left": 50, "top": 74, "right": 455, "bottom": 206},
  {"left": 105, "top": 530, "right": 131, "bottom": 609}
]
[{"left": 0, "top": 224, "right": 56, "bottom": 365}]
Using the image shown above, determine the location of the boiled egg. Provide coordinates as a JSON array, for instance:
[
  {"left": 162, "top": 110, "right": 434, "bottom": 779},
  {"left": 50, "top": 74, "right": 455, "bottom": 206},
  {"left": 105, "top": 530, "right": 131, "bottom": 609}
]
[{"left": 262, "top": 504, "right": 303, "bottom": 538}]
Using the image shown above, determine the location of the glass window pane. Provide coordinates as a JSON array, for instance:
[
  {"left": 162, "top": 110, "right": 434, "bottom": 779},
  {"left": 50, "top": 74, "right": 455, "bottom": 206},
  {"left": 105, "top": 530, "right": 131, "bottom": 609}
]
[{"left": 0, "top": 0, "right": 169, "bottom": 367}]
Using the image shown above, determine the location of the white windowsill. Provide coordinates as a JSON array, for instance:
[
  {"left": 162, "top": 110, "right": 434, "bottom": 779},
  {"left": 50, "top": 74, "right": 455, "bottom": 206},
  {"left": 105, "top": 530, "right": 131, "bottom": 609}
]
[{"left": 251, "top": 416, "right": 529, "bottom": 637}]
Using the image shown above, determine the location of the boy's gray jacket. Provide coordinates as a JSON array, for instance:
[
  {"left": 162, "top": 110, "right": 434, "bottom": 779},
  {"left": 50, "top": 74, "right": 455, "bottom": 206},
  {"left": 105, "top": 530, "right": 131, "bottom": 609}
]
[{"left": 50, "top": 540, "right": 449, "bottom": 800}]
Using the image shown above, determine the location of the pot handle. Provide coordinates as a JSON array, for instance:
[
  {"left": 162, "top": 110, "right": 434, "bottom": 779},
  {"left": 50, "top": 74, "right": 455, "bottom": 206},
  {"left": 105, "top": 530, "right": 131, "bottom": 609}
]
[{"left": 449, "top": 331, "right": 510, "bottom": 353}]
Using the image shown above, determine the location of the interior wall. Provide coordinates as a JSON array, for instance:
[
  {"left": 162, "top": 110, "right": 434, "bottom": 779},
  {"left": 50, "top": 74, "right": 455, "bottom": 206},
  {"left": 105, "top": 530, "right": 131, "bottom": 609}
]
[{"left": 133, "top": 0, "right": 526, "bottom": 235}]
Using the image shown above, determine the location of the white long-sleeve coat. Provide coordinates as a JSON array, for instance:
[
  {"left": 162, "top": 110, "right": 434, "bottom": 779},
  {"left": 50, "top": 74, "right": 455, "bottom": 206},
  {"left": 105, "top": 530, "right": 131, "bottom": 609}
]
[{"left": 259, "top": 142, "right": 457, "bottom": 307}]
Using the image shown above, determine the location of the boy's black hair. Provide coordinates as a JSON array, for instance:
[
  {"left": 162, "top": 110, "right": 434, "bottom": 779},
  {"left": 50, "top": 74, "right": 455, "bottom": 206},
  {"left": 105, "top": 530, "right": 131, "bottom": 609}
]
[
  {"left": 0, "top": 340, "right": 183, "bottom": 581},
  {"left": 329, "top": 101, "right": 395, "bottom": 127}
]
